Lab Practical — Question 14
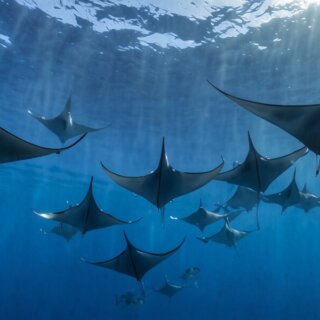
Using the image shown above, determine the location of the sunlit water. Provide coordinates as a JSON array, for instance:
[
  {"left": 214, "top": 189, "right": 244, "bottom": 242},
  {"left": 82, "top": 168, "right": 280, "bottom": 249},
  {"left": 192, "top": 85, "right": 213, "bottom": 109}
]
[{"left": 1, "top": 1, "right": 320, "bottom": 319}]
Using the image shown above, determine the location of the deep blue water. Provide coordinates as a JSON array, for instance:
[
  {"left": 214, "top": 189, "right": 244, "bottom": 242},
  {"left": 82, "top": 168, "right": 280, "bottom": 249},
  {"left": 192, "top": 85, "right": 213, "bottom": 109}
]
[{"left": 1, "top": 1, "right": 320, "bottom": 319}]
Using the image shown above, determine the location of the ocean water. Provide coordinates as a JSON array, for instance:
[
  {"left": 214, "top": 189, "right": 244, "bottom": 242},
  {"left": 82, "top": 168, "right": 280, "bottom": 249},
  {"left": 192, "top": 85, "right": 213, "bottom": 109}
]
[{"left": 1, "top": 1, "right": 320, "bottom": 319}]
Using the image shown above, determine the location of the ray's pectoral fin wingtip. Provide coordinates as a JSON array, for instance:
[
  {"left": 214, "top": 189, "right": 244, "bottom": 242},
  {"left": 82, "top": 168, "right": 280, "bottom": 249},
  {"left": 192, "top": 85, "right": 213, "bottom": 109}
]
[
  {"left": 129, "top": 216, "right": 143, "bottom": 224},
  {"left": 196, "top": 236, "right": 207, "bottom": 243},
  {"left": 61, "top": 133, "right": 87, "bottom": 151}
]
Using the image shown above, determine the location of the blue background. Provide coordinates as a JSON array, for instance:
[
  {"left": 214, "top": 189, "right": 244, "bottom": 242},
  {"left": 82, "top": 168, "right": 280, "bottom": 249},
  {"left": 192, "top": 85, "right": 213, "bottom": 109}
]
[{"left": 1, "top": 1, "right": 320, "bottom": 319}]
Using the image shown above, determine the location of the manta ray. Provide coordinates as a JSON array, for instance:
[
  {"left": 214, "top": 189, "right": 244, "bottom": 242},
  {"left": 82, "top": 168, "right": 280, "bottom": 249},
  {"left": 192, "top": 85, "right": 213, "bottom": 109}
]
[
  {"left": 0, "top": 127, "right": 85, "bottom": 164},
  {"left": 83, "top": 233, "right": 185, "bottom": 293},
  {"left": 34, "top": 177, "right": 140, "bottom": 234},
  {"left": 224, "top": 186, "right": 259, "bottom": 212},
  {"left": 115, "top": 291, "right": 145, "bottom": 307},
  {"left": 101, "top": 138, "right": 224, "bottom": 214},
  {"left": 262, "top": 171, "right": 300, "bottom": 214},
  {"left": 215, "top": 133, "right": 307, "bottom": 193},
  {"left": 171, "top": 199, "right": 230, "bottom": 232},
  {"left": 208, "top": 81, "right": 320, "bottom": 161},
  {"left": 197, "top": 221, "right": 253, "bottom": 256},
  {"left": 296, "top": 185, "right": 320, "bottom": 213},
  {"left": 180, "top": 266, "right": 200, "bottom": 281},
  {"left": 49, "top": 223, "right": 79, "bottom": 241},
  {"left": 28, "top": 96, "right": 109, "bottom": 143},
  {"left": 214, "top": 133, "right": 307, "bottom": 228},
  {"left": 155, "top": 277, "right": 187, "bottom": 298}
]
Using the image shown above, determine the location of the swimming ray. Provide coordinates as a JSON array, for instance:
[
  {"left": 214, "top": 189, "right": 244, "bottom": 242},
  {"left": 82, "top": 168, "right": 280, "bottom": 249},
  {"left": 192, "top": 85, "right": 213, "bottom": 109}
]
[
  {"left": 296, "top": 185, "right": 320, "bottom": 213},
  {"left": 208, "top": 81, "right": 319, "bottom": 155},
  {"left": 215, "top": 133, "right": 307, "bottom": 193},
  {"left": 0, "top": 127, "right": 85, "bottom": 164},
  {"left": 171, "top": 199, "right": 229, "bottom": 232},
  {"left": 101, "top": 138, "right": 224, "bottom": 210},
  {"left": 197, "top": 221, "right": 253, "bottom": 256},
  {"left": 34, "top": 177, "right": 139, "bottom": 234},
  {"left": 50, "top": 223, "right": 78, "bottom": 241},
  {"left": 180, "top": 266, "right": 200, "bottom": 281},
  {"left": 214, "top": 133, "right": 307, "bottom": 228},
  {"left": 83, "top": 233, "right": 185, "bottom": 286},
  {"left": 28, "top": 96, "right": 109, "bottom": 143},
  {"left": 225, "top": 186, "right": 259, "bottom": 212},
  {"left": 115, "top": 291, "right": 145, "bottom": 307},
  {"left": 155, "top": 277, "right": 187, "bottom": 297},
  {"left": 262, "top": 171, "right": 300, "bottom": 214}
]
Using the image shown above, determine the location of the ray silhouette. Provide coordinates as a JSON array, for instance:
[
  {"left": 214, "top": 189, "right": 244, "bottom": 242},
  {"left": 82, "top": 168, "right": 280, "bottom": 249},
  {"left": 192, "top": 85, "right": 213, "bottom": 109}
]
[
  {"left": 208, "top": 81, "right": 320, "bottom": 161},
  {"left": 262, "top": 171, "right": 300, "bottom": 214},
  {"left": 0, "top": 127, "right": 85, "bottom": 164},
  {"left": 34, "top": 177, "right": 139, "bottom": 234},
  {"left": 197, "top": 221, "right": 253, "bottom": 256},
  {"left": 296, "top": 185, "right": 320, "bottom": 213},
  {"left": 214, "top": 133, "right": 307, "bottom": 228},
  {"left": 28, "top": 96, "right": 109, "bottom": 143},
  {"left": 49, "top": 223, "right": 78, "bottom": 241},
  {"left": 225, "top": 186, "right": 259, "bottom": 212},
  {"left": 101, "top": 138, "right": 224, "bottom": 215},
  {"left": 155, "top": 277, "right": 186, "bottom": 298},
  {"left": 170, "top": 199, "right": 229, "bottom": 232},
  {"left": 115, "top": 291, "right": 145, "bottom": 307},
  {"left": 83, "top": 233, "right": 185, "bottom": 293},
  {"left": 180, "top": 267, "right": 200, "bottom": 281}
]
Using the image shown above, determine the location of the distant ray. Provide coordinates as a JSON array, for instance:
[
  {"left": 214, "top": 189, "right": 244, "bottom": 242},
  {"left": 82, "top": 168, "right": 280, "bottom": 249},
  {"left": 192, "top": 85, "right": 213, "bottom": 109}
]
[
  {"left": 208, "top": 80, "right": 320, "bottom": 156},
  {"left": 50, "top": 223, "right": 78, "bottom": 241},
  {"left": 296, "top": 185, "right": 320, "bottom": 213},
  {"left": 155, "top": 277, "right": 186, "bottom": 298},
  {"left": 180, "top": 266, "right": 200, "bottom": 281},
  {"left": 28, "top": 96, "right": 109, "bottom": 143},
  {"left": 171, "top": 199, "right": 229, "bottom": 232},
  {"left": 262, "top": 171, "right": 300, "bottom": 214},
  {"left": 83, "top": 233, "right": 185, "bottom": 292},
  {"left": 115, "top": 291, "right": 145, "bottom": 307},
  {"left": 197, "top": 221, "right": 253, "bottom": 256},
  {"left": 225, "top": 186, "right": 259, "bottom": 212},
  {"left": 0, "top": 127, "right": 85, "bottom": 164},
  {"left": 34, "top": 177, "right": 139, "bottom": 234},
  {"left": 101, "top": 138, "right": 224, "bottom": 210}
]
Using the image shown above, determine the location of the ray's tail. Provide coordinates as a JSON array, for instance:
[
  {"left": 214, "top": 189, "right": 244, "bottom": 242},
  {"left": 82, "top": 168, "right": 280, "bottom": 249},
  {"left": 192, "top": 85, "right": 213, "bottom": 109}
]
[
  {"left": 255, "top": 192, "right": 261, "bottom": 231},
  {"left": 139, "top": 280, "right": 146, "bottom": 298},
  {"left": 160, "top": 207, "right": 166, "bottom": 225}
]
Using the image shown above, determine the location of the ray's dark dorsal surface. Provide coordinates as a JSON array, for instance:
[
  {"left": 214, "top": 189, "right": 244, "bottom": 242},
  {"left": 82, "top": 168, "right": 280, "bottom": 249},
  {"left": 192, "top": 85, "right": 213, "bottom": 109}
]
[
  {"left": 0, "top": 127, "right": 86, "bottom": 163},
  {"left": 83, "top": 233, "right": 185, "bottom": 282},
  {"left": 214, "top": 133, "right": 307, "bottom": 229},
  {"left": 225, "top": 186, "right": 259, "bottom": 212},
  {"left": 155, "top": 278, "right": 187, "bottom": 297},
  {"left": 180, "top": 267, "right": 200, "bottom": 280},
  {"left": 171, "top": 199, "right": 229, "bottom": 232},
  {"left": 28, "top": 96, "right": 109, "bottom": 143},
  {"left": 197, "top": 221, "right": 254, "bottom": 256},
  {"left": 115, "top": 291, "right": 145, "bottom": 307},
  {"left": 208, "top": 81, "right": 320, "bottom": 155},
  {"left": 101, "top": 138, "right": 224, "bottom": 209},
  {"left": 49, "top": 223, "right": 78, "bottom": 241},
  {"left": 214, "top": 133, "right": 308, "bottom": 193},
  {"left": 296, "top": 185, "right": 320, "bottom": 213},
  {"left": 262, "top": 171, "right": 301, "bottom": 214},
  {"left": 34, "top": 177, "right": 140, "bottom": 234}
]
